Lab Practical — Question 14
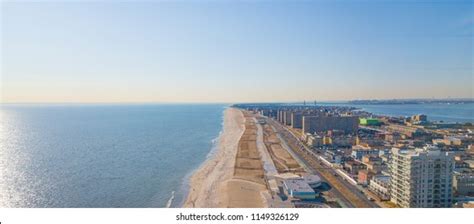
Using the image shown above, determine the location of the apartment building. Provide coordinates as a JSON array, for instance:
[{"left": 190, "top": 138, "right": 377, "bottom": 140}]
[
  {"left": 389, "top": 147, "right": 454, "bottom": 208},
  {"left": 302, "top": 115, "right": 358, "bottom": 134},
  {"left": 369, "top": 175, "right": 391, "bottom": 201}
]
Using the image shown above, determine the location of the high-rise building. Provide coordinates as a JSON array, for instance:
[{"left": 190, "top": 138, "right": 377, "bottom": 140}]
[
  {"left": 302, "top": 116, "right": 358, "bottom": 134},
  {"left": 291, "top": 112, "right": 303, "bottom": 129},
  {"left": 277, "top": 110, "right": 285, "bottom": 123},
  {"left": 389, "top": 147, "right": 454, "bottom": 208},
  {"left": 284, "top": 111, "right": 292, "bottom": 126}
]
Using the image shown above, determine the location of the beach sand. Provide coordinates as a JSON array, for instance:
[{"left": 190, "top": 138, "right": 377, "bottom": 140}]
[
  {"left": 183, "top": 108, "right": 268, "bottom": 208},
  {"left": 183, "top": 108, "right": 244, "bottom": 207}
]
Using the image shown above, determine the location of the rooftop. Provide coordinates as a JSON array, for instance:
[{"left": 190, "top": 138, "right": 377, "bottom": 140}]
[
  {"left": 302, "top": 174, "right": 322, "bottom": 184},
  {"left": 372, "top": 175, "right": 390, "bottom": 184},
  {"left": 392, "top": 147, "right": 454, "bottom": 158},
  {"left": 273, "top": 173, "right": 301, "bottom": 180},
  {"left": 284, "top": 179, "right": 315, "bottom": 193}
]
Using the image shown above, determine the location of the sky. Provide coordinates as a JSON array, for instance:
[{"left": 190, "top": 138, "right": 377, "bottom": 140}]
[{"left": 1, "top": 0, "right": 473, "bottom": 103}]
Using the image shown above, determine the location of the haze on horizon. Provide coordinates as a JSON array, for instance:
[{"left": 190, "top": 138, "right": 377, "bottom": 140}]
[{"left": 1, "top": 1, "right": 473, "bottom": 103}]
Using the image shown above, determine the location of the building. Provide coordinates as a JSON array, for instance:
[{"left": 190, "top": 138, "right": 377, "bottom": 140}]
[
  {"left": 359, "top": 118, "right": 381, "bottom": 126},
  {"left": 303, "top": 174, "right": 322, "bottom": 188},
  {"left": 302, "top": 133, "right": 312, "bottom": 142},
  {"left": 284, "top": 111, "right": 292, "bottom": 126},
  {"left": 361, "top": 155, "right": 386, "bottom": 173},
  {"left": 351, "top": 145, "right": 379, "bottom": 160},
  {"left": 362, "top": 154, "right": 382, "bottom": 164},
  {"left": 389, "top": 147, "right": 454, "bottom": 208},
  {"left": 455, "top": 161, "right": 470, "bottom": 169},
  {"left": 302, "top": 116, "right": 358, "bottom": 134},
  {"left": 432, "top": 137, "right": 462, "bottom": 146},
  {"left": 256, "top": 117, "right": 266, "bottom": 125},
  {"left": 455, "top": 201, "right": 474, "bottom": 208},
  {"left": 307, "top": 135, "right": 323, "bottom": 147},
  {"left": 283, "top": 179, "right": 316, "bottom": 200},
  {"left": 331, "top": 135, "right": 357, "bottom": 147},
  {"left": 369, "top": 175, "right": 391, "bottom": 201},
  {"left": 344, "top": 160, "right": 367, "bottom": 176},
  {"left": 467, "top": 144, "right": 474, "bottom": 155},
  {"left": 358, "top": 138, "right": 385, "bottom": 147},
  {"left": 323, "top": 136, "right": 332, "bottom": 145},
  {"left": 277, "top": 110, "right": 284, "bottom": 123},
  {"left": 358, "top": 170, "right": 375, "bottom": 186},
  {"left": 385, "top": 133, "right": 402, "bottom": 143},
  {"left": 411, "top": 114, "right": 428, "bottom": 122},
  {"left": 325, "top": 151, "right": 345, "bottom": 164},
  {"left": 292, "top": 111, "right": 324, "bottom": 129},
  {"left": 453, "top": 171, "right": 474, "bottom": 196},
  {"left": 365, "top": 161, "right": 387, "bottom": 174},
  {"left": 386, "top": 124, "right": 425, "bottom": 138},
  {"left": 465, "top": 160, "right": 474, "bottom": 169},
  {"left": 291, "top": 112, "right": 303, "bottom": 129}
]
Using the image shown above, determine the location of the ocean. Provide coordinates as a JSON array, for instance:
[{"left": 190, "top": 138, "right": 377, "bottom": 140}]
[
  {"left": 320, "top": 103, "right": 474, "bottom": 123},
  {"left": 0, "top": 104, "right": 225, "bottom": 208}
]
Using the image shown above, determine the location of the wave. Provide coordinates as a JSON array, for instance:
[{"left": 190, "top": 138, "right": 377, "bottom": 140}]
[
  {"left": 175, "top": 108, "right": 227, "bottom": 207},
  {"left": 165, "top": 191, "right": 175, "bottom": 208}
]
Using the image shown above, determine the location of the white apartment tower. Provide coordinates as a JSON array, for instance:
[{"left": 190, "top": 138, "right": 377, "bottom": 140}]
[{"left": 390, "top": 147, "right": 454, "bottom": 208}]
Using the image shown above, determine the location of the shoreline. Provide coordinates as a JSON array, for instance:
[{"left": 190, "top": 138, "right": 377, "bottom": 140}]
[
  {"left": 176, "top": 124, "right": 224, "bottom": 207},
  {"left": 183, "top": 107, "right": 246, "bottom": 207}
]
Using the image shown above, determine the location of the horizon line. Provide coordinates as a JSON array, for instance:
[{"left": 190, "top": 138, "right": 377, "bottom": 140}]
[{"left": 1, "top": 97, "right": 474, "bottom": 105}]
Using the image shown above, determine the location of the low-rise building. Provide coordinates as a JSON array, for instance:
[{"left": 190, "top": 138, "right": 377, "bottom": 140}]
[
  {"left": 386, "top": 124, "right": 425, "bottom": 138},
  {"left": 351, "top": 145, "right": 379, "bottom": 160},
  {"left": 283, "top": 179, "right": 316, "bottom": 200},
  {"left": 359, "top": 118, "right": 381, "bottom": 126},
  {"left": 307, "top": 135, "right": 323, "bottom": 147},
  {"left": 465, "top": 160, "right": 474, "bottom": 169},
  {"left": 411, "top": 114, "right": 428, "bottom": 123},
  {"left": 467, "top": 144, "right": 474, "bottom": 155},
  {"left": 303, "top": 174, "right": 322, "bottom": 188},
  {"left": 433, "top": 137, "right": 462, "bottom": 146},
  {"left": 453, "top": 171, "right": 474, "bottom": 196},
  {"left": 325, "top": 150, "right": 346, "bottom": 164},
  {"left": 358, "top": 170, "right": 375, "bottom": 186},
  {"left": 365, "top": 161, "right": 387, "bottom": 174},
  {"left": 332, "top": 135, "right": 357, "bottom": 147},
  {"left": 362, "top": 154, "right": 382, "bottom": 164},
  {"left": 369, "top": 175, "right": 391, "bottom": 201},
  {"left": 385, "top": 133, "right": 402, "bottom": 143},
  {"left": 455, "top": 161, "right": 470, "bottom": 169},
  {"left": 344, "top": 160, "right": 367, "bottom": 176}
]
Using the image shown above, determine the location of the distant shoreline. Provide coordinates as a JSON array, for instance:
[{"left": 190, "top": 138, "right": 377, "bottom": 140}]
[
  {"left": 2, "top": 99, "right": 473, "bottom": 106},
  {"left": 346, "top": 99, "right": 474, "bottom": 105}
]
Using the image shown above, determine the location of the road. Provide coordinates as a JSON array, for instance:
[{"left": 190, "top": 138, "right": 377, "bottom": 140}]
[{"left": 267, "top": 118, "right": 379, "bottom": 208}]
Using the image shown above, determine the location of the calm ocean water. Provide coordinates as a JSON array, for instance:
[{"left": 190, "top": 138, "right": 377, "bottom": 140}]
[{"left": 0, "top": 104, "right": 225, "bottom": 208}]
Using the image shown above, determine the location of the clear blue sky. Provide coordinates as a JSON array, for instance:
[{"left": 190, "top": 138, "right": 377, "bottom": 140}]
[{"left": 1, "top": 0, "right": 473, "bottom": 103}]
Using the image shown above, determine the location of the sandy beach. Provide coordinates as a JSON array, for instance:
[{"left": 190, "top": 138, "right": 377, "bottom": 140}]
[
  {"left": 183, "top": 108, "right": 268, "bottom": 207},
  {"left": 183, "top": 108, "right": 245, "bottom": 207}
]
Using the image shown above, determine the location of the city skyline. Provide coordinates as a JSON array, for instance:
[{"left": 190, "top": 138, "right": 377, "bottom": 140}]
[{"left": 1, "top": 1, "right": 473, "bottom": 103}]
